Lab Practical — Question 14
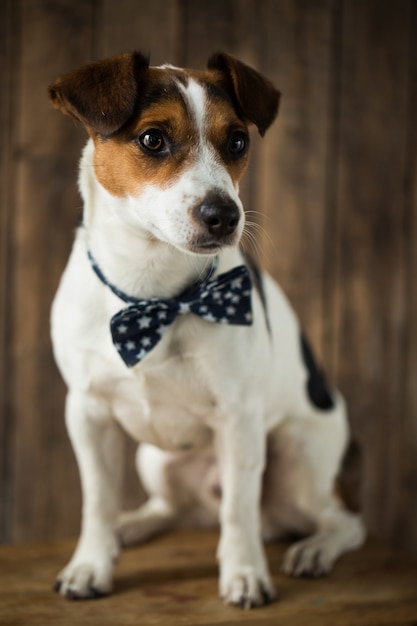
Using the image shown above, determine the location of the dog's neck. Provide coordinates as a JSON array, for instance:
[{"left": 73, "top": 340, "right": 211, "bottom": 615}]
[{"left": 78, "top": 141, "right": 218, "bottom": 300}]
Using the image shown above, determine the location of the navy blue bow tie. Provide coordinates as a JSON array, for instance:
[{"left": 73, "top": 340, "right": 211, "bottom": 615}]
[{"left": 88, "top": 252, "right": 253, "bottom": 367}]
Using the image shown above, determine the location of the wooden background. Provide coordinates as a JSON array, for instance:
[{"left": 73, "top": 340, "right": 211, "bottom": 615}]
[{"left": 0, "top": 0, "right": 416, "bottom": 558}]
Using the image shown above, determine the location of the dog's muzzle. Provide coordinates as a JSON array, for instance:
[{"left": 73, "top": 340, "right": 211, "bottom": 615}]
[{"left": 195, "top": 193, "right": 241, "bottom": 241}]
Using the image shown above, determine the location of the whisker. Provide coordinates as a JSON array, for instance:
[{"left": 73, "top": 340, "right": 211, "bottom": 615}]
[
  {"left": 241, "top": 225, "right": 264, "bottom": 259},
  {"left": 246, "top": 216, "right": 276, "bottom": 256},
  {"left": 242, "top": 215, "right": 278, "bottom": 261}
]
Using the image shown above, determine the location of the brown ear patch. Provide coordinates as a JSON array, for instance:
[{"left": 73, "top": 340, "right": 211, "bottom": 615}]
[
  {"left": 48, "top": 51, "right": 150, "bottom": 136},
  {"left": 207, "top": 52, "right": 280, "bottom": 136}
]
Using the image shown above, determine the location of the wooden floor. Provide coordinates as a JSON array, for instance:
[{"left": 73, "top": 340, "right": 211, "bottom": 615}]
[{"left": 0, "top": 530, "right": 416, "bottom": 625}]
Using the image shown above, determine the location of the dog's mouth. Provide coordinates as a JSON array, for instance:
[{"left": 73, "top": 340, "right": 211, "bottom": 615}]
[
  {"left": 146, "top": 226, "right": 224, "bottom": 257},
  {"left": 187, "top": 234, "right": 240, "bottom": 256},
  {"left": 194, "top": 241, "right": 222, "bottom": 252},
  {"left": 187, "top": 243, "right": 222, "bottom": 256}
]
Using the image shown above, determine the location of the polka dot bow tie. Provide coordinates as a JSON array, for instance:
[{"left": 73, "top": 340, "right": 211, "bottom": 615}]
[{"left": 88, "top": 252, "right": 253, "bottom": 368}]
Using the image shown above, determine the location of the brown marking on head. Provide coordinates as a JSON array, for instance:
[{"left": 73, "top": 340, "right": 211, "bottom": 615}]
[
  {"left": 207, "top": 52, "right": 280, "bottom": 136},
  {"left": 48, "top": 52, "right": 280, "bottom": 198},
  {"left": 204, "top": 90, "right": 251, "bottom": 186},
  {"left": 92, "top": 70, "right": 200, "bottom": 196}
]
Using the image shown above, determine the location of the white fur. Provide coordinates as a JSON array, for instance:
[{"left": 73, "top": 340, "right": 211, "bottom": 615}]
[{"left": 52, "top": 78, "right": 365, "bottom": 607}]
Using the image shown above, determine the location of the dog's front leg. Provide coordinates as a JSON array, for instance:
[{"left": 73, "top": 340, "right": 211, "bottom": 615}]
[
  {"left": 215, "top": 407, "right": 276, "bottom": 609},
  {"left": 55, "top": 390, "right": 122, "bottom": 599}
]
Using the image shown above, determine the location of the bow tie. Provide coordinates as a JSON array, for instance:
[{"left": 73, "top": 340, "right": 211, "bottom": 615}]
[{"left": 88, "top": 252, "right": 253, "bottom": 367}]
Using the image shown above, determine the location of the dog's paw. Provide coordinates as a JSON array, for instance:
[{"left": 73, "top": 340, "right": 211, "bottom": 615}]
[
  {"left": 54, "top": 560, "right": 113, "bottom": 600},
  {"left": 54, "top": 537, "right": 118, "bottom": 600},
  {"left": 282, "top": 537, "right": 334, "bottom": 578},
  {"left": 220, "top": 565, "right": 276, "bottom": 609},
  {"left": 54, "top": 528, "right": 120, "bottom": 600}
]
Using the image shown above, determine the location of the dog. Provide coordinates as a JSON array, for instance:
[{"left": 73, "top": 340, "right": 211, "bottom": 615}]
[{"left": 48, "top": 51, "right": 365, "bottom": 609}]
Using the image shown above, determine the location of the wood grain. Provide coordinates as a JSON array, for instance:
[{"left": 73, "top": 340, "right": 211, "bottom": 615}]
[
  {"left": 0, "top": 531, "right": 416, "bottom": 625},
  {"left": 181, "top": 0, "right": 264, "bottom": 260},
  {"left": 258, "top": 0, "right": 334, "bottom": 364},
  {"left": 390, "top": 0, "right": 417, "bottom": 555},
  {"left": 93, "top": 0, "right": 185, "bottom": 514},
  {"left": 331, "top": 0, "right": 411, "bottom": 543},
  {"left": 96, "top": 0, "right": 181, "bottom": 64},
  {"left": 0, "top": 0, "right": 15, "bottom": 544},
  {"left": 0, "top": 0, "right": 416, "bottom": 558},
  {"left": 10, "top": 0, "right": 95, "bottom": 541}
]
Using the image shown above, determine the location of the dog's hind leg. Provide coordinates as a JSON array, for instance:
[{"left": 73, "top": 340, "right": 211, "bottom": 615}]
[
  {"left": 281, "top": 501, "right": 365, "bottom": 577},
  {"left": 117, "top": 445, "right": 179, "bottom": 546},
  {"left": 263, "top": 394, "right": 365, "bottom": 577},
  {"left": 117, "top": 444, "right": 220, "bottom": 546},
  {"left": 117, "top": 496, "right": 178, "bottom": 547}
]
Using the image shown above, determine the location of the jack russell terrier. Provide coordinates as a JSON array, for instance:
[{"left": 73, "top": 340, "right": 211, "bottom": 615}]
[{"left": 48, "top": 51, "right": 365, "bottom": 609}]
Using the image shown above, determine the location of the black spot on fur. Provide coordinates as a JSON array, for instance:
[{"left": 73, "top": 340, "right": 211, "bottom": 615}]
[
  {"left": 300, "top": 332, "right": 334, "bottom": 411},
  {"left": 243, "top": 253, "right": 271, "bottom": 333}
]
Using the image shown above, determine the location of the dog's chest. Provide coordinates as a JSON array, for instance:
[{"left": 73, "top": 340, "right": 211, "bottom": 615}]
[{"left": 109, "top": 342, "right": 216, "bottom": 452}]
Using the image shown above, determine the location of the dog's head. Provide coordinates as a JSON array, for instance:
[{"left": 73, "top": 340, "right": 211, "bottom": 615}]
[{"left": 48, "top": 52, "right": 279, "bottom": 256}]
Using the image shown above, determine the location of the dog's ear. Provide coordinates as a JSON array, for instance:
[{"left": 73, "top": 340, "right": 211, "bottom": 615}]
[
  {"left": 207, "top": 52, "right": 280, "bottom": 136},
  {"left": 48, "top": 52, "right": 149, "bottom": 136}
]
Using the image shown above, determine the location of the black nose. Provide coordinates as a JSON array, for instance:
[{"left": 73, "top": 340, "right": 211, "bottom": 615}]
[{"left": 197, "top": 198, "right": 240, "bottom": 238}]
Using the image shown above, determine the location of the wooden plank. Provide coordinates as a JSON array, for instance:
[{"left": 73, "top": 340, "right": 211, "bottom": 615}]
[
  {"left": 96, "top": 0, "right": 181, "bottom": 65},
  {"left": 332, "top": 0, "right": 410, "bottom": 542},
  {"left": 94, "top": 0, "right": 184, "bottom": 513},
  {"left": 10, "top": 0, "right": 96, "bottom": 541},
  {"left": 390, "top": 0, "right": 417, "bottom": 557},
  {"left": 182, "top": 0, "right": 268, "bottom": 262},
  {"left": 3, "top": 0, "right": 415, "bottom": 561},
  {"left": 181, "top": 0, "right": 238, "bottom": 67},
  {"left": 0, "top": 531, "right": 416, "bottom": 625},
  {"left": 181, "top": 0, "right": 266, "bottom": 81},
  {"left": 256, "top": 0, "right": 335, "bottom": 364},
  {"left": 0, "top": 0, "right": 15, "bottom": 543}
]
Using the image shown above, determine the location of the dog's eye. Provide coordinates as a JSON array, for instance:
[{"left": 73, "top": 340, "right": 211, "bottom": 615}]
[
  {"left": 227, "top": 131, "right": 248, "bottom": 158},
  {"left": 138, "top": 130, "right": 166, "bottom": 154}
]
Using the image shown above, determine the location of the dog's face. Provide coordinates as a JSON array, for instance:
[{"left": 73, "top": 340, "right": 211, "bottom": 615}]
[{"left": 49, "top": 52, "right": 279, "bottom": 256}]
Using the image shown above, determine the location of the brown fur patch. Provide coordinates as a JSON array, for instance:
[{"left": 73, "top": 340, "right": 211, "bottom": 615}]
[
  {"left": 93, "top": 66, "right": 250, "bottom": 198},
  {"left": 49, "top": 52, "right": 150, "bottom": 136},
  {"left": 93, "top": 94, "right": 197, "bottom": 196},
  {"left": 205, "top": 96, "right": 250, "bottom": 184}
]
